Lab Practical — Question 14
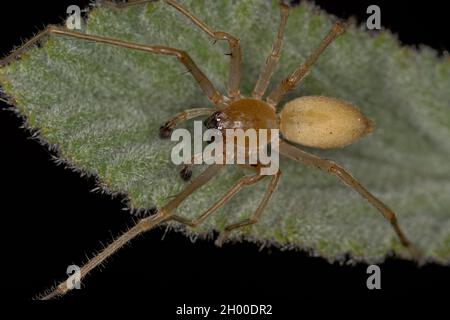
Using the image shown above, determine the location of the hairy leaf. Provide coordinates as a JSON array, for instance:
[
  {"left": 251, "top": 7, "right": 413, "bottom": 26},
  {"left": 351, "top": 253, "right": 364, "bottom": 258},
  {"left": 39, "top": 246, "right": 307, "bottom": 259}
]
[{"left": 1, "top": 0, "right": 450, "bottom": 263}]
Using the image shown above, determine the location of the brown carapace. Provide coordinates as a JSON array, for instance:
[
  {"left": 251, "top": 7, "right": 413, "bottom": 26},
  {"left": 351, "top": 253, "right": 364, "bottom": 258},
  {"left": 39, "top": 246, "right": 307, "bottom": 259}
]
[{"left": 0, "top": 0, "right": 420, "bottom": 300}]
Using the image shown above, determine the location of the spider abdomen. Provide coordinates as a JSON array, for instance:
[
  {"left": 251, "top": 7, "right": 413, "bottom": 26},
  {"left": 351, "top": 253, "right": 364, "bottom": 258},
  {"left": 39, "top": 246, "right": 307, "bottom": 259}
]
[{"left": 280, "top": 96, "right": 374, "bottom": 149}]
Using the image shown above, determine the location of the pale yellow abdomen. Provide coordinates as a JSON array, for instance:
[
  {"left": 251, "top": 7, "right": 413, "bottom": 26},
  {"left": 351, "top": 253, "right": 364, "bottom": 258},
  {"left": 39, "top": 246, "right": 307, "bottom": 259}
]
[{"left": 280, "top": 96, "right": 374, "bottom": 149}]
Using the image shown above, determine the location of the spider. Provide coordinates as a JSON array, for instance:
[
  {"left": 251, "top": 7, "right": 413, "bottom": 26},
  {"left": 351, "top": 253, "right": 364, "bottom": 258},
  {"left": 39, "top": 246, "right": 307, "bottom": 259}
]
[{"left": 0, "top": 0, "right": 420, "bottom": 300}]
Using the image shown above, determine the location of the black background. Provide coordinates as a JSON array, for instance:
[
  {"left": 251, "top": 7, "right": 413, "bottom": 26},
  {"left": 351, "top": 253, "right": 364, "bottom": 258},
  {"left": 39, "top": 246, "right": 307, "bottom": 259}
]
[{"left": 0, "top": 0, "right": 449, "bottom": 312}]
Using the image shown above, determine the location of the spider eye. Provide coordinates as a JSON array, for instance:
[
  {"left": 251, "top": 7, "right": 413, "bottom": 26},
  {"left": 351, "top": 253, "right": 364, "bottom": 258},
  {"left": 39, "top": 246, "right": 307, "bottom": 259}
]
[{"left": 204, "top": 111, "right": 222, "bottom": 130}]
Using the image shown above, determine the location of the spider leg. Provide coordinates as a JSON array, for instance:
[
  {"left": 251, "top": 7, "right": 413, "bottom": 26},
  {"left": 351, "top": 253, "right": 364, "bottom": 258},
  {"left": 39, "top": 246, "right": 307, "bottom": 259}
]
[
  {"left": 40, "top": 164, "right": 224, "bottom": 300},
  {"left": 0, "top": 26, "right": 226, "bottom": 105},
  {"left": 252, "top": 2, "right": 290, "bottom": 101},
  {"left": 279, "top": 141, "right": 422, "bottom": 261},
  {"left": 178, "top": 132, "right": 240, "bottom": 182},
  {"left": 160, "top": 108, "right": 213, "bottom": 138},
  {"left": 266, "top": 22, "right": 345, "bottom": 107},
  {"left": 178, "top": 152, "right": 208, "bottom": 181},
  {"left": 170, "top": 166, "right": 266, "bottom": 228},
  {"left": 216, "top": 169, "right": 281, "bottom": 246},
  {"left": 164, "top": 0, "right": 241, "bottom": 99}
]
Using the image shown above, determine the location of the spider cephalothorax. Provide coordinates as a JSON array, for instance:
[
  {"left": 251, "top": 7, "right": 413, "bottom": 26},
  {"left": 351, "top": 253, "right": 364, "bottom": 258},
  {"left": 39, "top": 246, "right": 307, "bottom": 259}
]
[
  {"left": 0, "top": 0, "right": 420, "bottom": 300},
  {"left": 205, "top": 99, "right": 278, "bottom": 132}
]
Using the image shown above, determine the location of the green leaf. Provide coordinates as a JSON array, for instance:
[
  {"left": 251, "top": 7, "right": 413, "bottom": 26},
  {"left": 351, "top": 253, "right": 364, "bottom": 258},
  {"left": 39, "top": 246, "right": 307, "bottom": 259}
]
[{"left": 1, "top": 0, "right": 450, "bottom": 264}]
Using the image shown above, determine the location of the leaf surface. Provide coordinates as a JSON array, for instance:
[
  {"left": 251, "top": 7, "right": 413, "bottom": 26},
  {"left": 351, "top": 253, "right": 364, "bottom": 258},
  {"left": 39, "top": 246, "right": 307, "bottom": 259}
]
[{"left": 1, "top": 0, "right": 450, "bottom": 263}]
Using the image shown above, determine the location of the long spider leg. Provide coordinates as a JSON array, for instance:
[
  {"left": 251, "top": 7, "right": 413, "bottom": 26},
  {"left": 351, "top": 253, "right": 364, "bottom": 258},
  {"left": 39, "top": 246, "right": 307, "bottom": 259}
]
[
  {"left": 266, "top": 22, "right": 345, "bottom": 107},
  {"left": 0, "top": 26, "right": 226, "bottom": 105},
  {"left": 160, "top": 107, "right": 213, "bottom": 138},
  {"left": 279, "top": 141, "right": 422, "bottom": 262},
  {"left": 171, "top": 167, "right": 266, "bottom": 228},
  {"left": 164, "top": 0, "right": 241, "bottom": 100},
  {"left": 252, "top": 2, "right": 290, "bottom": 101},
  {"left": 39, "top": 164, "right": 224, "bottom": 300},
  {"left": 216, "top": 169, "right": 281, "bottom": 246}
]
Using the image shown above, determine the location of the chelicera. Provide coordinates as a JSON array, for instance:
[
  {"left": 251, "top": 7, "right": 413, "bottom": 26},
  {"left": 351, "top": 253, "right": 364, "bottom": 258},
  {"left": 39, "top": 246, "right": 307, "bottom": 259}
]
[{"left": 0, "top": 0, "right": 420, "bottom": 300}]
